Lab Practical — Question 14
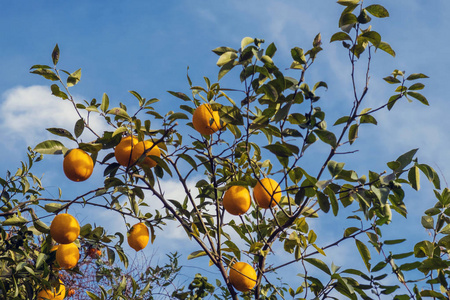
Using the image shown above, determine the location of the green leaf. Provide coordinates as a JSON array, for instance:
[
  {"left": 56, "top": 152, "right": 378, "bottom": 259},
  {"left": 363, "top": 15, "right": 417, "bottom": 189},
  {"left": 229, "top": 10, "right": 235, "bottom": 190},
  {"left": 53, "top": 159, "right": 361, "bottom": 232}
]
[
  {"left": 360, "top": 114, "right": 377, "bottom": 125},
  {"left": 365, "top": 4, "right": 389, "bottom": 18},
  {"left": 330, "top": 32, "right": 352, "bottom": 43},
  {"left": 408, "top": 83, "right": 425, "bottom": 91},
  {"left": 100, "top": 93, "right": 109, "bottom": 112},
  {"left": 187, "top": 250, "right": 207, "bottom": 260},
  {"left": 378, "top": 41, "right": 396, "bottom": 57},
  {"left": 317, "top": 191, "right": 330, "bottom": 213},
  {"left": 107, "top": 107, "right": 130, "bottom": 119},
  {"left": 217, "top": 51, "right": 238, "bottom": 67},
  {"left": 44, "top": 203, "right": 63, "bottom": 213},
  {"left": 328, "top": 160, "right": 345, "bottom": 177},
  {"left": 408, "top": 165, "right": 421, "bottom": 191},
  {"left": 348, "top": 124, "right": 358, "bottom": 144},
  {"left": 360, "top": 31, "right": 381, "bottom": 47},
  {"left": 34, "top": 140, "right": 67, "bottom": 155},
  {"left": 218, "top": 60, "right": 235, "bottom": 81},
  {"left": 395, "top": 149, "right": 418, "bottom": 171},
  {"left": 167, "top": 91, "right": 191, "bottom": 101},
  {"left": 355, "top": 239, "right": 371, "bottom": 271},
  {"left": 177, "top": 154, "right": 197, "bottom": 171},
  {"left": 334, "top": 116, "right": 350, "bottom": 125},
  {"left": 314, "top": 129, "right": 337, "bottom": 148},
  {"left": 305, "top": 258, "right": 331, "bottom": 275},
  {"left": 384, "top": 239, "right": 406, "bottom": 245},
  {"left": 406, "top": 73, "right": 429, "bottom": 80},
  {"left": 264, "top": 143, "right": 294, "bottom": 157},
  {"left": 212, "top": 46, "right": 237, "bottom": 56},
  {"left": 291, "top": 47, "right": 306, "bottom": 64},
  {"left": 50, "top": 84, "right": 68, "bottom": 100},
  {"left": 3, "top": 216, "right": 28, "bottom": 226},
  {"left": 74, "top": 118, "right": 85, "bottom": 138},
  {"left": 241, "top": 37, "right": 254, "bottom": 50},
  {"left": 67, "top": 68, "right": 81, "bottom": 87},
  {"left": 46, "top": 128, "right": 76, "bottom": 141},
  {"left": 52, "top": 44, "right": 60, "bottom": 65},
  {"left": 421, "top": 216, "right": 434, "bottom": 229},
  {"left": 337, "top": 0, "right": 360, "bottom": 6},
  {"left": 407, "top": 91, "right": 429, "bottom": 105},
  {"left": 168, "top": 112, "right": 189, "bottom": 122},
  {"left": 383, "top": 76, "right": 401, "bottom": 84},
  {"left": 339, "top": 13, "right": 358, "bottom": 28},
  {"left": 30, "top": 68, "right": 59, "bottom": 81}
]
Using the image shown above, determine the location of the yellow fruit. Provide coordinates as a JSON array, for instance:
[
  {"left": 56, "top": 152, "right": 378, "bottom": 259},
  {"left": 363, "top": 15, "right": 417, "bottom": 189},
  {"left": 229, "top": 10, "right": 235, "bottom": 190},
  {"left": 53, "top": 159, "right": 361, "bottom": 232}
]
[
  {"left": 127, "top": 223, "right": 149, "bottom": 251},
  {"left": 50, "top": 214, "right": 80, "bottom": 244},
  {"left": 37, "top": 279, "right": 66, "bottom": 300},
  {"left": 222, "top": 186, "right": 251, "bottom": 216},
  {"left": 114, "top": 135, "right": 138, "bottom": 167},
  {"left": 253, "top": 178, "right": 281, "bottom": 209},
  {"left": 63, "top": 148, "right": 94, "bottom": 182},
  {"left": 56, "top": 243, "right": 80, "bottom": 269},
  {"left": 132, "top": 140, "right": 161, "bottom": 168},
  {"left": 229, "top": 262, "right": 257, "bottom": 292},
  {"left": 192, "top": 103, "right": 224, "bottom": 135}
]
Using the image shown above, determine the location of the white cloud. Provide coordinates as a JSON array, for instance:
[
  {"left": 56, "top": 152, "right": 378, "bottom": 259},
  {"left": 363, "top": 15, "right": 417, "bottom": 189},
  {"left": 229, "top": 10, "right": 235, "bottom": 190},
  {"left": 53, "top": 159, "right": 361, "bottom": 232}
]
[{"left": 0, "top": 85, "right": 106, "bottom": 150}]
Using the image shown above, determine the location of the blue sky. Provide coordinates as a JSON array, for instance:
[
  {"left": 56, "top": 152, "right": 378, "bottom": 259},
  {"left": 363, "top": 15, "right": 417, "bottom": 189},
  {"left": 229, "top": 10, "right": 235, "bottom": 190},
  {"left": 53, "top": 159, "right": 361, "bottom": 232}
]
[{"left": 1, "top": 0, "right": 450, "bottom": 297}]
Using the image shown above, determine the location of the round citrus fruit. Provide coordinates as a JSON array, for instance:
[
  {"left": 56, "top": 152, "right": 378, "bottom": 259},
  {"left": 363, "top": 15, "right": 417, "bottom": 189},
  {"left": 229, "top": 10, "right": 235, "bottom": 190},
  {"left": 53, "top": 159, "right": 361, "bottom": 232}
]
[
  {"left": 253, "top": 178, "right": 281, "bottom": 209},
  {"left": 50, "top": 213, "right": 80, "bottom": 244},
  {"left": 56, "top": 242, "right": 80, "bottom": 269},
  {"left": 192, "top": 103, "right": 223, "bottom": 135},
  {"left": 37, "top": 279, "right": 66, "bottom": 300},
  {"left": 222, "top": 186, "right": 251, "bottom": 216},
  {"left": 131, "top": 140, "right": 161, "bottom": 168},
  {"left": 63, "top": 148, "right": 94, "bottom": 182},
  {"left": 229, "top": 261, "right": 257, "bottom": 292},
  {"left": 114, "top": 135, "right": 138, "bottom": 167},
  {"left": 127, "top": 223, "right": 149, "bottom": 251}
]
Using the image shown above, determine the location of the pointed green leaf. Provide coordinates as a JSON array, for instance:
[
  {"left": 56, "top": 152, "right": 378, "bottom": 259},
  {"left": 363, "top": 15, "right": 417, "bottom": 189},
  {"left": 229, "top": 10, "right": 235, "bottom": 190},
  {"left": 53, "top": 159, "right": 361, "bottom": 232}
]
[
  {"left": 167, "top": 91, "right": 191, "bottom": 101},
  {"left": 378, "top": 41, "right": 396, "bottom": 57},
  {"left": 34, "top": 140, "right": 68, "bottom": 155},
  {"left": 330, "top": 32, "right": 352, "bottom": 43},
  {"left": 305, "top": 258, "right": 331, "bottom": 275},
  {"left": 355, "top": 239, "right": 371, "bottom": 271},
  {"left": 100, "top": 93, "right": 109, "bottom": 112},
  {"left": 67, "top": 68, "right": 81, "bottom": 87},
  {"left": 408, "top": 165, "right": 421, "bottom": 191},
  {"left": 406, "top": 73, "right": 429, "bottom": 80},
  {"left": 406, "top": 92, "right": 429, "bottom": 105},
  {"left": 365, "top": 4, "right": 389, "bottom": 18},
  {"left": 217, "top": 51, "right": 238, "bottom": 67}
]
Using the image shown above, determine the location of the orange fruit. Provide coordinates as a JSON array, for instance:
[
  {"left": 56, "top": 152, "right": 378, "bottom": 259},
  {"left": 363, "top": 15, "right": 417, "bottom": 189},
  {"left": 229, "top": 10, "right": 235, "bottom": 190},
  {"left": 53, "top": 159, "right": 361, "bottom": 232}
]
[
  {"left": 131, "top": 140, "right": 161, "bottom": 168},
  {"left": 229, "top": 262, "right": 257, "bottom": 292},
  {"left": 222, "top": 186, "right": 251, "bottom": 216},
  {"left": 50, "top": 214, "right": 80, "bottom": 244},
  {"left": 37, "top": 279, "right": 66, "bottom": 300},
  {"left": 192, "top": 103, "right": 224, "bottom": 135},
  {"left": 253, "top": 178, "right": 281, "bottom": 209},
  {"left": 87, "top": 248, "right": 101, "bottom": 259},
  {"left": 127, "top": 223, "right": 149, "bottom": 251},
  {"left": 63, "top": 148, "right": 94, "bottom": 182},
  {"left": 114, "top": 135, "right": 138, "bottom": 167},
  {"left": 67, "top": 288, "right": 75, "bottom": 297},
  {"left": 56, "top": 242, "right": 80, "bottom": 269}
]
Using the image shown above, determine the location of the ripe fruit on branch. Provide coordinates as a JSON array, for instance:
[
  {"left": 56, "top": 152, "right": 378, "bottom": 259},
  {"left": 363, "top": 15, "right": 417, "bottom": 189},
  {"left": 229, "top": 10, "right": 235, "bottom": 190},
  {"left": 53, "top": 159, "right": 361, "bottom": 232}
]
[
  {"left": 222, "top": 186, "right": 251, "bottom": 216},
  {"left": 132, "top": 140, "right": 161, "bottom": 168},
  {"left": 229, "top": 261, "right": 257, "bottom": 292},
  {"left": 114, "top": 135, "right": 138, "bottom": 167},
  {"left": 56, "top": 242, "right": 80, "bottom": 269},
  {"left": 87, "top": 247, "right": 102, "bottom": 259},
  {"left": 63, "top": 148, "right": 94, "bottom": 182},
  {"left": 127, "top": 223, "right": 149, "bottom": 252},
  {"left": 253, "top": 178, "right": 281, "bottom": 209},
  {"left": 192, "top": 103, "right": 225, "bottom": 135},
  {"left": 37, "top": 279, "right": 66, "bottom": 300},
  {"left": 50, "top": 213, "right": 80, "bottom": 244}
]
